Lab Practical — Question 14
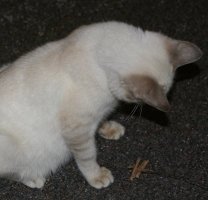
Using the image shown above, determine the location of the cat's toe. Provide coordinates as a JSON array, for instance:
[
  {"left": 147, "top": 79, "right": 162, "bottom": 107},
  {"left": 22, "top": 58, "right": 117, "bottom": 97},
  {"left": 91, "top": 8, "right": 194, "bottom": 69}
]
[
  {"left": 22, "top": 177, "right": 46, "bottom": 189},
  {"left": 88, "top": 167, "right": 114, "bottom": 189},
  {"left": 34, "top": 177, "right": 46, "bottom": 188},
  {"left": 98, "top": 121, "right": 125, "bottom": 140}
]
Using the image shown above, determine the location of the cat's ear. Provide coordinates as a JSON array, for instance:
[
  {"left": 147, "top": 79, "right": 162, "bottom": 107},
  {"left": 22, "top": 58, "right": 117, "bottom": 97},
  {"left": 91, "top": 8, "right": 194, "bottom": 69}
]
[
  {"left": 125, "top": 75, "right": 170, "bottom": 112},
  {"left": 167, "top": 40, "right": 203, "bottom": 70}
]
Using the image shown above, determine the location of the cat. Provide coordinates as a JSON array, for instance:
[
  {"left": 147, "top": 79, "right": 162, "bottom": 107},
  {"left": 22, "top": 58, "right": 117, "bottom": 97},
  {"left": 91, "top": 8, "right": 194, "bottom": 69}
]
[{"left": 0, "top": 21, "right": 202, "bottom": 189}]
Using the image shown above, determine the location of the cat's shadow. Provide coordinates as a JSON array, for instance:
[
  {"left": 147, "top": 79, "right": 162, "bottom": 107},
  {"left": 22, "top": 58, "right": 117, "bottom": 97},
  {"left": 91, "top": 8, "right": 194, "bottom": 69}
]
[
  {"left": 118, "top": 103, "right": 169, "bottom": 126},
  {"left": 117, "top": 63, "right": 200, "bottom": 126},
  {"left": 174, "top": 63, "right": 200, "bottom": 82}
]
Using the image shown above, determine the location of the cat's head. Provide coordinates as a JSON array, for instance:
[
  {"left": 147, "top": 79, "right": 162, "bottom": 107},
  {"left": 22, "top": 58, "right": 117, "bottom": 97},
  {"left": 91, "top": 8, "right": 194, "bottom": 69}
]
[{"left": 98, "top": 23, "right": 202, "bottom": 111}]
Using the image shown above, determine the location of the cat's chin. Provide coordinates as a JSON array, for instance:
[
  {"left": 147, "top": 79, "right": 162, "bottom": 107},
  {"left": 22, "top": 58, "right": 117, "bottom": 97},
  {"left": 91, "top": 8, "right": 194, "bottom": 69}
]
[
  {"left": 123, "top": 96, "right": 171, "bottom": 112},
  {"left": 122, "top": 96, "right": 143, "bottom": 106}
]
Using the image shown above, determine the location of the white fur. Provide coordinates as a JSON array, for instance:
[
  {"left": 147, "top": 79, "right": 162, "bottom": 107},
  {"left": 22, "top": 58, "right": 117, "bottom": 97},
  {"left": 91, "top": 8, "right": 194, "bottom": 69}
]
[{"left": 0, "top": 21, "right": 200, "bottom": 188}]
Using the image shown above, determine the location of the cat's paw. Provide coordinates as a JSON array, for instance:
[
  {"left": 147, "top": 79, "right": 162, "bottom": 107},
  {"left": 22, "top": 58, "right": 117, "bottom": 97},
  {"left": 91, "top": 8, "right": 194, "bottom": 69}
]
[
  {"left": 98, "top": 121, "right": 125, "bottom": 140},
  {"left": 22, "top": 177, "right": 46, "bottom": 189},
  {"left": 88, "top": 167, "right": 114, "bottom": 189}
]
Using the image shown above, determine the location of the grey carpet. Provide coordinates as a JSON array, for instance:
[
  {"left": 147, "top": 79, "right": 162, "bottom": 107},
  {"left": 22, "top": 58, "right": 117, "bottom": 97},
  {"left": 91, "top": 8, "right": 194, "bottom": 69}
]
[{"left": 0, "top": 0, "right": 207, "bottom": 199}]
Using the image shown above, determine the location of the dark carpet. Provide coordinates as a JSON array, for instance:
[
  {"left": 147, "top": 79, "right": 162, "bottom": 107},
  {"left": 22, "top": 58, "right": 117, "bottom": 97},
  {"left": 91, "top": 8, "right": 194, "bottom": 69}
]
[{"left": 0, "top": 0, "right": 207, "bottom": 199}]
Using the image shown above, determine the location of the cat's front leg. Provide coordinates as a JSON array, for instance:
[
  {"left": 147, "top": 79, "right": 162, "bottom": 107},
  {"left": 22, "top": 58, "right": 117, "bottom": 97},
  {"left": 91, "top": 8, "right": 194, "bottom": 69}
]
[
  {"left": 69, "top": 134, "right": 114, "bottom": 189},
  {"left": 22, "top": 177, "right": 46, "bottom": 189},
  {"left": 98, "top": 121, "right": 125, "bottom": 140}
]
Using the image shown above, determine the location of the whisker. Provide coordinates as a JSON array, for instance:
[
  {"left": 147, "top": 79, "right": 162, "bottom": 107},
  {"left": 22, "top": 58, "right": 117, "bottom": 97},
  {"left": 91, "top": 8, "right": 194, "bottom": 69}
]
[
  {"left": 125, "top": 104, "right": 139, "bottom": 121},
  {"left": 138, "top": 104, "right": 143, "bottom": 120},
  {"left": 125, "top": 103, "right": 143, "bottom": 121}
]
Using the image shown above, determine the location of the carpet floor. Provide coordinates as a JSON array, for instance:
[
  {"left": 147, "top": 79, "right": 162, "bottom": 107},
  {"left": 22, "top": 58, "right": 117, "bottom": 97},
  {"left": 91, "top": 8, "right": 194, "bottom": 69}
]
[{"left": 0, "top": 0, "right": 207, "bottom": 199}]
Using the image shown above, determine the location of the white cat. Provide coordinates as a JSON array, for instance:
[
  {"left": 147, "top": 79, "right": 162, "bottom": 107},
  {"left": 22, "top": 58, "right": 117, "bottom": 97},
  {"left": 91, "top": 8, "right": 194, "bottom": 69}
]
[{"left": 0, "top": 21, "right": 202, "bottom": 189}]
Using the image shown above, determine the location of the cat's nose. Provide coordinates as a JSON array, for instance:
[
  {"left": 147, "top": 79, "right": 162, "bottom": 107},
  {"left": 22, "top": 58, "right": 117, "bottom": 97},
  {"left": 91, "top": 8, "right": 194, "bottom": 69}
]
[{"left": 157, "top": 103, "right": 171, "bottom": 112}]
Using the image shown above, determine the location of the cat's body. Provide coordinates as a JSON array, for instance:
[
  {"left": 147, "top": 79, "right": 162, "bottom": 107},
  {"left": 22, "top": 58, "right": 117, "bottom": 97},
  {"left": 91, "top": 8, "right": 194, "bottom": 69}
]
[{"left": 0, "top": 22, "right": 202, "bottom": 189}]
